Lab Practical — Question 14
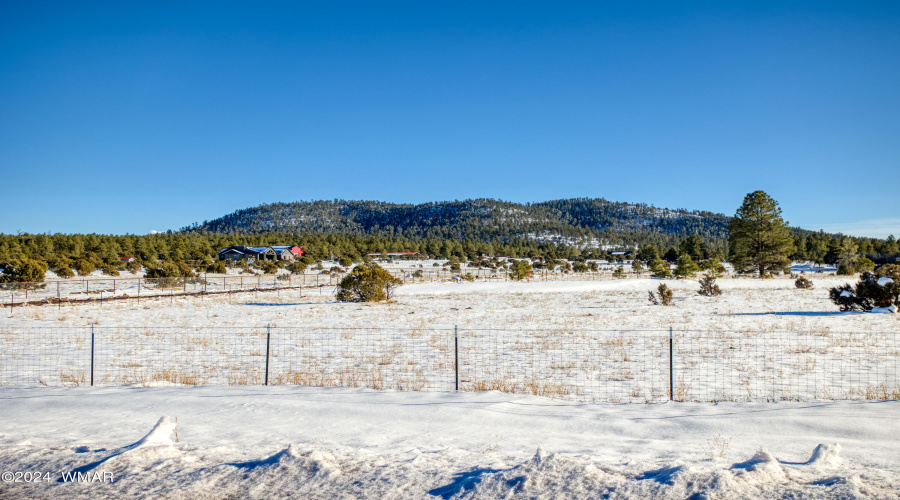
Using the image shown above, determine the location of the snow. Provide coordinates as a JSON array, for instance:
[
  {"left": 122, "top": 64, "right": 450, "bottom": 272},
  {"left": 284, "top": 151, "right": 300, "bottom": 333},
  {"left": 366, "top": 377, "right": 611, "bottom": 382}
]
[
  {"left": 0, "top": 386, "right": 898, "bottom": 498},
  {"left": 840, "top": 290, "right": 853, "bottom": 298},
  {"left": 876, "top": 277, "right": 894, "bottom": 287},
  {"left": 1, "top": 271, "right": 898, "bottom": 497},
  {"left": 871, "top": 305, "right": 897, "bottom": 314}
]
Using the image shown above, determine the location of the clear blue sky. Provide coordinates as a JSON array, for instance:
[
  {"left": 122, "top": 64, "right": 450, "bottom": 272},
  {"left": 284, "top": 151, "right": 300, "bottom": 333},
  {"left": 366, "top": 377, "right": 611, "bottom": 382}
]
[{"left": 1, "top": 1, "right": 898, "bottom": 238}]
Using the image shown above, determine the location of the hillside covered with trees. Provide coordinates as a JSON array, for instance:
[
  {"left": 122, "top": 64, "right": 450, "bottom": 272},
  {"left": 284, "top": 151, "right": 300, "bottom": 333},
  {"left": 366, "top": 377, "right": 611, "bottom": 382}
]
[
  {"left": 0, "top": 197, "right": 897, "bottom": 283},
  {"left": 185, "top": 198, "right": 732, "bottom": 245}
]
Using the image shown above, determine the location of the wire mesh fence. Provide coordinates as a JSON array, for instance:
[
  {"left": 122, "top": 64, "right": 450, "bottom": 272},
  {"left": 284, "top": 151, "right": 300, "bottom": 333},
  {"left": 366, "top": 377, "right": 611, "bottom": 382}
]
[{"left": 1, "top": 326, "right": 897, "bottom": 402}]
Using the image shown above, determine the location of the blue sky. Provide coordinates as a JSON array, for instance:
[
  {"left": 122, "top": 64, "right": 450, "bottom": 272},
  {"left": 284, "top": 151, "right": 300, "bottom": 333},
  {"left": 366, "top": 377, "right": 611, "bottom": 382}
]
[{"left": 1, "top": 1, "right": 898, "bottom": 238}]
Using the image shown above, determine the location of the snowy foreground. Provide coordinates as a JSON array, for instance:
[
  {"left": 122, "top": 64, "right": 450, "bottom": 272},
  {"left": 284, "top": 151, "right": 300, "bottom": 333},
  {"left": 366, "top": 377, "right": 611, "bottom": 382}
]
[{"left": 1, "top": 386, "right": 898, "bottom": 499}]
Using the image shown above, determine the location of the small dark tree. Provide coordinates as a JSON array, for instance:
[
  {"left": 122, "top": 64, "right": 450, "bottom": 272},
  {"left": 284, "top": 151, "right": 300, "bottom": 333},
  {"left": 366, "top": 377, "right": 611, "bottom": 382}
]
[
  {"left": 698, "top": 275, "right": 721, "bottom": 297},
  {"left": 663, "top": 248, "right": 680, "bottom": 263},
  {"left": 648, "top": 283, "right": 673, "bottom": 306},
  {"left": 336, "top": 263, "right": 402, "bottom": 302},
  {"left": 287, "top": 261, "right": 308, "bottom": 275},
  {"left": 631, "top": 259, "right": 644, "bottom": 275},
  {"left": 338, "top": 256, "right": 353, "bottom": 267},
  {"left": 509, "top": 260, "right": 532, "bottom": 280},
  {"left": 674, "top": 254, "right": 700, "bottom": 278},
  {"left": 612, "top": 266, "right": 626, "bottom": 279},
  {"left": 206, "top": 261, "right": 227, "bottom": 274},
  {"left": 259, "top": 261, "right": 278, "bottom": 274},
  {"left": 144, "top": 260, "right": 195, "bottom": 288},
  {"left": 73, "top": 259, "right": 96, "bottom": 276},
  {"left": 857, "top": 257, "right": 875, "bottom": 274},
  {"left": 649, "top": 258, "right": 671, "bottom": 279}
]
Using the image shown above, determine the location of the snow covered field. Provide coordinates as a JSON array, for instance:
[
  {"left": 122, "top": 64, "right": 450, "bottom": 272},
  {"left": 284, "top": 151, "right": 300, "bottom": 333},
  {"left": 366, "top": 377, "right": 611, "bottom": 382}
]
[
  {"left": 1, "top": 273, "right": 898, "bottom": 497},
  {"left": 0, "top": 387, "right": 898, "bottom": 499}
]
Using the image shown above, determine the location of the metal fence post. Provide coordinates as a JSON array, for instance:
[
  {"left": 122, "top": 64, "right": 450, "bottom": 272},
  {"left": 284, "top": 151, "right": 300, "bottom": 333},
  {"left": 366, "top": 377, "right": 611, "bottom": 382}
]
[
  {"left": 669, "top": 326, "right": 674, "bottom": 401},
  {"left": 454, "top": 325, "right": 459, "bottom": 391},
  {"left": 90, "top": 325, "right": 95, "bottom": 387},
  {"left": 264, "top": 325, "right": 271, "bottom": 386}
]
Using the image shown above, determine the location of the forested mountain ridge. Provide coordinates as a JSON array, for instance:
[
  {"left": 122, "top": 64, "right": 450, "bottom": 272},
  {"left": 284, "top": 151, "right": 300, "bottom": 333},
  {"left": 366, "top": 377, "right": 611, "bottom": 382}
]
[{"left": 184, "top": 198, "right": 733, "bottom": 245}]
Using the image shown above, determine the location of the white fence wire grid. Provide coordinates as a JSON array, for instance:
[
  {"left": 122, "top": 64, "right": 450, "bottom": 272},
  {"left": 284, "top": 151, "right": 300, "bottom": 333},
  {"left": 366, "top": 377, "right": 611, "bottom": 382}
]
[{"left": 1, "top": 326, "right": 897, "bottom": 403}]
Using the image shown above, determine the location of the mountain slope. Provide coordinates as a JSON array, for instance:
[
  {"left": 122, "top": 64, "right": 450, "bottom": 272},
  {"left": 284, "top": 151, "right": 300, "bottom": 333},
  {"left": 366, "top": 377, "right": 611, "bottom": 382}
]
[{"left": 184, "top": 198, "right": 733, "bottom": 244}]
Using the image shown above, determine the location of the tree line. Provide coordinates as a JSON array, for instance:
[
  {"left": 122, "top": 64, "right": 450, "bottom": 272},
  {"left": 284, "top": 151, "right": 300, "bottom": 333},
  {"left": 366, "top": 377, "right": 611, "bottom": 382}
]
[{"left": 0, "top": 193, "right": 897, "bottom": 284}]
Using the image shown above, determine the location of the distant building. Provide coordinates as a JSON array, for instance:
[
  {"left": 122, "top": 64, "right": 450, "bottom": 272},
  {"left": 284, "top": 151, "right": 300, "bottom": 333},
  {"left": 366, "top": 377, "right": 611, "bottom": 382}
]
[
  {"left": 218, "top": 246, "right": 304, "bottom": 262},
  {"left": 119, "top": 256, "right": 136, "bottom": 263}
]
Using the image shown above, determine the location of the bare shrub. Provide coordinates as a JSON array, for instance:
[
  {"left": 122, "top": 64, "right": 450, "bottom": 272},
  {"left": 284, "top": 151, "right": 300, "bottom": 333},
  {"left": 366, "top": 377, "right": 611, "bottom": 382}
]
[
  {"left": 698, "top": 275, "right": 721, "bottom": 297},
  {"left": 795, "top": 276, "right": 814, "bottom": 289}
]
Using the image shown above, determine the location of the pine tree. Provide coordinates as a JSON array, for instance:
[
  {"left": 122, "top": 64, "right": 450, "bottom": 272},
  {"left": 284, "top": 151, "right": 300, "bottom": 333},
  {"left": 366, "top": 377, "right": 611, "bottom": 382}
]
[
  {"left": 674, "top": 254, "right": 699, "bottom": 278},
  {"left": 728, "top": 191, "right": 795, "bottom": 277}
]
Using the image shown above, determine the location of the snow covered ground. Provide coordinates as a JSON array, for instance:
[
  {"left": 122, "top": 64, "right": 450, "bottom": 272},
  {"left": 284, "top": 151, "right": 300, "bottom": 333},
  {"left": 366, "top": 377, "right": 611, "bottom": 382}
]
[
  {"left": 2, "top": 276, "right": 898, "bottom": 401},
  {"left": 0, "top": 386, "right": 897, "bottom": 499},
  {"left": 1, "top": 273, "right": 898, "bottom": 497}
]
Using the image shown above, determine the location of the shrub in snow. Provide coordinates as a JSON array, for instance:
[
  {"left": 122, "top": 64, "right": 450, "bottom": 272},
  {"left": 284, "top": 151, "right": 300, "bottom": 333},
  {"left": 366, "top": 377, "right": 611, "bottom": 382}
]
[
  {"left": 72, "top": 258, "right": 96, "bottom": 276},
  {"left": 612, "top": 266, "right": 626, "bottom": 279},
  {"left": 836, "top": 260, "right": 856, "bottom": 276},
  {"left": 631, "top": 259, "right": 643, "bottom": 274},
  {"left": 144, "top": 260, "right": 195, "bottom": 288},
  {"left": 0, "top": 258, "right": 48, "bottom": 289},
  {"left": 857, "top": 257, "right": 875, "bottom": 273},
  {"left": 338, "top": 256, "right": 353, "bottom": 267},
  {"left": 206, "top": 261, "right": 227, "bottom": 274},
  {"left": 336, "top": 263, "right": 402, "bottom": 302},
  {"left": 52, "top": 260, "right": 75, "bottom": 279},
  {"left": 877, "top": 264, "right": 900, "bottom": 282},
  {"left": 649, "top": 283, "right": 673, "bottom": 306},
  {"left": 126, "top": 260, "right": 141, "bottom": 274},
  {"left": 830, "top": 271, "right": 899, "bottom": 312},
  {"left": 509, "top": 260, "right": 532, "bottom": 280},
  {"left": 55, "top": 266, "right": 75, "bottom": 278},
  {"left": 287, "top": 261, "right": 307, "bottom": 275},
  {"left": 794, "top": 276, "right": 814, "bottom": 289},
  {"left": 649, "top": 258, "right": 672, "bottom": 279},
  {"left": 101, "top": 263, "right": 119, "bottom": 276},
  {"left": 698, "top": 275, "right": 721, "bottom": 297}
]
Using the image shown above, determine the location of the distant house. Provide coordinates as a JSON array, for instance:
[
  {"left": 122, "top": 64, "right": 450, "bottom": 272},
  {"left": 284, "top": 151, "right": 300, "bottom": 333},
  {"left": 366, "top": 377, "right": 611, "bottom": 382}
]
[
  {"left": 119, "top": 256, "right": 136, "bottom": 263},
  {"left": 272, "top": 245, "right": 304, "bottom": 259},
  {"left": 366, "top": 252, "right": 421, "bottom": 260},
  {"left": 218, "top": 245, "right": 303, "bottom": 262}
]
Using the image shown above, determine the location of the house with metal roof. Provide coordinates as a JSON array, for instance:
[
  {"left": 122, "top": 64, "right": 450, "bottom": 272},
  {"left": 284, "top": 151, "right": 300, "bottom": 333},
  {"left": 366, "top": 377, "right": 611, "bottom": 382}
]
[{"left": 217, "top": 245, "right": 304, "bottom": 262}]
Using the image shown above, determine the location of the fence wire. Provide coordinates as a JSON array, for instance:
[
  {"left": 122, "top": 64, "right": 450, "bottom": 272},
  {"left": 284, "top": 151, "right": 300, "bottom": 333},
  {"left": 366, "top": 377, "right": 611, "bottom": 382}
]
[{"left": 0, "top": 326, "right": 897, "bottom": 402}]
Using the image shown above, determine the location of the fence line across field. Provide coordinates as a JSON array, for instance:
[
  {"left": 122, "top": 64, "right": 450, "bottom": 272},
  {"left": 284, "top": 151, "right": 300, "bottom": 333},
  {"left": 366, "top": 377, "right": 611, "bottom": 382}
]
[
  {"left": 1, "top": 267, "right": 650, "bottom": 309},
  {"left": 1, "top": 326, "right": 897, "bottom": 403}
]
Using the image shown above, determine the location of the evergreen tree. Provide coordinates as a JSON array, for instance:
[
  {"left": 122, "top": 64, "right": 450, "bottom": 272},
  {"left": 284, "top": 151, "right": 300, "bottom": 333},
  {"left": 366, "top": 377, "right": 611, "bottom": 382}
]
[
  {"left": 728, "top": 191, "right": 795, "bottom": 277},
  {"left": 674, "top": 254, "right": 700, "bottom": 278}
]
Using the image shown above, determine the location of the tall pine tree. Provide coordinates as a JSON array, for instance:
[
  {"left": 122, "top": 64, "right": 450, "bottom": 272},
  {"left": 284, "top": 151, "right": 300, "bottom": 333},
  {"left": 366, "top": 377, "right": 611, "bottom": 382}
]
[{"left": 728, "top": 191, "right": 795, "bottom": 277}]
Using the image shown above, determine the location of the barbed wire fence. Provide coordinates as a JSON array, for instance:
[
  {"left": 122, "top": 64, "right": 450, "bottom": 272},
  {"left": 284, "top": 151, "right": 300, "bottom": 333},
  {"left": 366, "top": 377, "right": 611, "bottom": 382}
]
[
  {"left": 0, "top": 264, "right": 666, "bottom": 310},
  {"left": 1, "top": 326, "right": 897, "bottom": 402}
]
